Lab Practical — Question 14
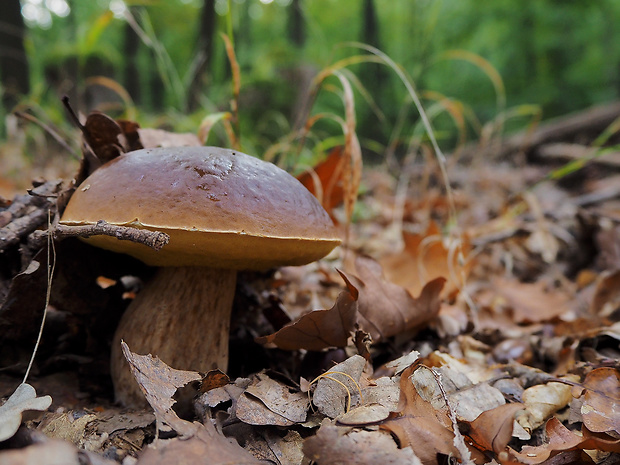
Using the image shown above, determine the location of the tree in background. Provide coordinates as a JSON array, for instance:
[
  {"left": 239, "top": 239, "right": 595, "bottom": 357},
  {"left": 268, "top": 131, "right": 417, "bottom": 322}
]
[
  {"left": 187, "top": 0, "right": 216, "bottom": 112},
  {"left": 0, "top": 0, "right": 30, "bottom": 118}
]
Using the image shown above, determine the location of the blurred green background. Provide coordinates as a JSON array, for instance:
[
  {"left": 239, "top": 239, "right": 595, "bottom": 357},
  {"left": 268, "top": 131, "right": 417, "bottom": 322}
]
[{"left": 1, "top": 0, "right": 619, "bottom": 189}]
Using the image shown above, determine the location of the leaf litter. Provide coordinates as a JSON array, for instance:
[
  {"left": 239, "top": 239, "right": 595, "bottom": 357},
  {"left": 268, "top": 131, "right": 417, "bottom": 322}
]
[{"left": 1, "top": 104, "right": 620, "bottom": 465}]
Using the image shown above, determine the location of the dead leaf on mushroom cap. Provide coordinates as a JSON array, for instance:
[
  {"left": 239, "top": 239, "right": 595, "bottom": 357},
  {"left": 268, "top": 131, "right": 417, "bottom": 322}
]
[{"left": 0, "top": 383, "right": 52, "bottom": 442}]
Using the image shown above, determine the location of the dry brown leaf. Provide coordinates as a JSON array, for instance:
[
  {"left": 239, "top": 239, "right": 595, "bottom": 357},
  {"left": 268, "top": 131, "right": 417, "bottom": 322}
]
[
  {"left": 120, "top": 341, "right": 201, "bottom": 438},
  {"left": 380, "top": 364, "right": 461, "bottom": 465},
  {"left": 297, "top": 146, "right": 345, "bottom": 215},
  {"left": 255, "top": 286, "right": 357, "bottom": 351},
  {"left": 492, "top": 277, "right": 574, "bottom": 323},
  {"left": 590, "top": 269, "right": 620, "bottom": 318},
  {"left": 303, "top": 421, "right": 422, "bottom": 465},
  {"left": 200, "top": 369, "right": 230, "bottom": 393},
  {"left": 0, "top": 439, "right": 117, "bottom": 465},
  {"left": 236, "top": 373, "right": 309, "bottom": 426},
  {"left": 82, "top": 111, "right": 124, "bottom": 163},
  {"left": 380, "top": 221, "right": 470, "bottom": 298},
  {"left": 508, "top": 417, "right": 620, "bottom": 464},
  {"left": 136, "top": 421, "right": 263, "bottom": 465},
  {"left": 312, "top": 355, "right": 366, "bottom": 418},
  {"left": 467, "top": 402, "right": 525, "bottom": 454},
  {"left": 517, "top": 380, "right": 574, "bottom": 433},
  {"left": 580, "top": 367, "right": 620, "bottom": 434},
  {"left": 346, "top": 255, "right": 445, "bottom": 342}
]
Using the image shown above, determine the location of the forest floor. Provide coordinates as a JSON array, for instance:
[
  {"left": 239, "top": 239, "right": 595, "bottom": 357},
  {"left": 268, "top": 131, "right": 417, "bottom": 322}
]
[{"left": 1, "top": 102, "right": 619, "bottom": 465}]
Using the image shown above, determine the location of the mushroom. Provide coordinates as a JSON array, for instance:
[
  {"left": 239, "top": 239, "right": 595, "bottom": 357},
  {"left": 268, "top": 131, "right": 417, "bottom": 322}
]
[{"left": 60, "top": 146, "right": 340, "bottom": 406}]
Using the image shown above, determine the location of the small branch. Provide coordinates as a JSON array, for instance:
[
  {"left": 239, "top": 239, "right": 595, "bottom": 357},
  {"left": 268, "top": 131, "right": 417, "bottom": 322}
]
[
  {"left": 0, "top": 209, "right": 49, "bottom": 252},
  {"left": 55, "top": 220, "right": 170, "bottom": 251}
]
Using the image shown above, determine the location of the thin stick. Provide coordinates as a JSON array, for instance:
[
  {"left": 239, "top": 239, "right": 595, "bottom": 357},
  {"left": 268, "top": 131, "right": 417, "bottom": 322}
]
[
  {"left": 23, "top": 209, "right": 56, "bottom": 383},
  {"left": 55, "top": 220, "right": 169, "bottom": 251}
]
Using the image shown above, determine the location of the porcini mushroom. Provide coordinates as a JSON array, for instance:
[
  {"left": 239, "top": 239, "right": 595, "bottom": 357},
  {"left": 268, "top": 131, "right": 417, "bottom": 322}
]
[{"left": 60, "top": 146, "right": 340, "bottom": 406}]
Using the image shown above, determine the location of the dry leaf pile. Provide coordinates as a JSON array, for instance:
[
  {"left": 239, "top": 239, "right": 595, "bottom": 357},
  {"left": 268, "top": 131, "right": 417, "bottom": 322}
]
[{"left": 1, "top": 104, "right": 620, "bottom": 464}]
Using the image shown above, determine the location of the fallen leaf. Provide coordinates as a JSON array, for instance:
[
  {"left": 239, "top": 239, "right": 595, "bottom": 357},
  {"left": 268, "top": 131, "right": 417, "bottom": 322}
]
[
  {"left": 255, "top": 285, "right": 357, "bottom": 351},
  {"left": 236, "top": 373, "right": 309, "bottom": 426},
  {"left": 38, "top": 411, "right": 96, "bottom": 445},
  {"left": 297, "top": 146, "right": 345, "bottom": 215},
  {"left": 336, "top": 403, "right": 390, "bottom": 426},
  {"left": 467, "top": 402, "right": 525, "bottom": 454},
  {"left": 517, "top": 379, "right": 575, "bottom": 433},
  {"left": 120, "top": 341, "right": 201, "bottom": 438},
  {"left": 136, "top": 421, "right": 263, "bottom": 465},
  {"left": 312, "top": 355, "right": 366, "bottom": 419},
  {"left": 580, "top": 367, "right": 620, "bottom": 434},
  {"left": 380, "top": 221, "right": 470, "bottom": 298},
  {"left": 0, "top": 439, "right": 111, "bottom": 465},
  {"left": 590, "top": 269, "right": 620, "bottom": 318},
  {"left": 82, "top": 111, "right": 124, "bottom": 163},
  {"left": 200, "top": 369, "right": 230, "bottom": 393},
  {"left": 508, "top": 417, "right": 599, "bottom": 464},
  {"left": 346, "top": 255, "right": 445, "bottom": 342},
  {"left": 303, "top": 420, "right": 422, "bottom": 465},
  {"left": 380, "top": 364, "right": 461, "bottom": 465},
  {"left": 491, "top": 277, "right": 573, "bottom": 323},
  {"left": 0, "top": 383, "right": 52, "bottom": 442}
]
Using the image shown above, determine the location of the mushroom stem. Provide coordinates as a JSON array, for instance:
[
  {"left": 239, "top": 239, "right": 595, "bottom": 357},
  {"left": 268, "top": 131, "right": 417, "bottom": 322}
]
[{"left": 110, "top": 266, "right": 237, "bottom": 406}]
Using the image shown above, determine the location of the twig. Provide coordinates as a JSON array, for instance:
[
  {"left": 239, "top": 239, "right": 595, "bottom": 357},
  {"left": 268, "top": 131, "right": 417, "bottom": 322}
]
[
  {"left": 426, "top": 366, "right": 474, "bottom": 465},
  {"left": 54, "top": 220, "right": 170, "bottom": 251},
  {"left": 23, "top": 209, "right": 56, "bottom": 383},
  {"left": 0, "top": 209, "right": 49, "bottom": 251}
]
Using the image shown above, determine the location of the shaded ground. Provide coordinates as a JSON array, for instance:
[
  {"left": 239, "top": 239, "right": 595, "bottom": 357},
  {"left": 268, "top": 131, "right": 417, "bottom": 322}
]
[{"left": 1, "top": 103, "right": 620, "bottom": 464}]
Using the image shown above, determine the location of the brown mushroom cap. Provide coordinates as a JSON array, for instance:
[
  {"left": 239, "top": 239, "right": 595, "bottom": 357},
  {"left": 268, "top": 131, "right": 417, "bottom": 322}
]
[{"left": 60, "top": 146, "right": 340, "bottom": 268}]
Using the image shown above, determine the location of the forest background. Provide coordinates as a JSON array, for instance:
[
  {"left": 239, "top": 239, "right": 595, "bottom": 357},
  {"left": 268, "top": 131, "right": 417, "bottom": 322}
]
[{"left": 2, "top": 0, "right": 620, "bottom": 191}]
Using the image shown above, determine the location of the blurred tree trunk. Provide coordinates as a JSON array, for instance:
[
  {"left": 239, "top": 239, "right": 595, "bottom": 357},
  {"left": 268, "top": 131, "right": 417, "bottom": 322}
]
[
  {"left": 187, "top": 0, "right": 216, "bottom": 112},
  {"left": 288, "top": 0, "right": 305, "bottom": 47},
  {"left": 123, "top": 6, "right": 141, "bottom": 105},
  {"left": 359, "top": 0, "right": 387, "bottom": 145},
  {"left": 0, "top": 0, "right": 30, "bottom": 113}
]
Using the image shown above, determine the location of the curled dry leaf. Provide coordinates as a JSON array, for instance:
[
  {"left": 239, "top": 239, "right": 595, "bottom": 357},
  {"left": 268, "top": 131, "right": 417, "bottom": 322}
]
[
  {"left": 136, "top": 422, "right": 263, "bottom": 465},
  {"left": 517, "top": 379, "right": 575, "bottom": 433},
  {"left": 236, "top": 373, "right": 309, "bottom": 426},
  {"left": 380, "top": 221, "right": 470, "bottom": 298},
  {"left": 380, "top": 364, "right": 462, "bottom": 465},
  {"left": 312, "top": 355, "right": 366, "bottom": 419},
  {"left": 303, "top": 421, "right": 422, "bottom": 465},
  {"left": 255, "top": 285, "right": 357, "bottom": 351},
  {"left": 0, "top": 383, "right": 52, "bottom": 442},
  {"left": 491, "top": 277, "right": 573, "bottom": 323},
  {"left": 466, "top": 402, "right": 525, "bottom": 454},
  {"left": 82, "top": 111, "right": 124, "bottom": 164},
  {"left": 120, "top": 341, "right": 201, "bottom": 438},
  {"left": 508, "top": 417, "right": 620, "bottom": 464},
  {"left": 346, "top": 255, "right": 445, "bottom": 342},
  {"left": 579, "top": 367, "right": 620, "bottom": 434},
  {"left": 297, "top": 146, "right": 346, "bottom": 215}
]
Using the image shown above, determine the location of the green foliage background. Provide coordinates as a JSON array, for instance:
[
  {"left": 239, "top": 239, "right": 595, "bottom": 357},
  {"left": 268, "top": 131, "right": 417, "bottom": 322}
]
[{"left": 8, "top": 0, "right": 620, "bottom": 157}]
